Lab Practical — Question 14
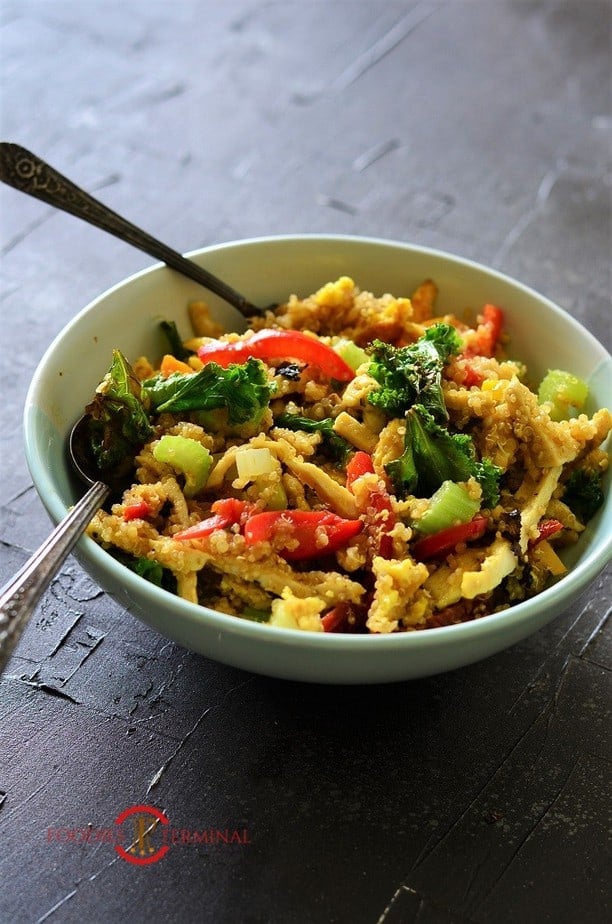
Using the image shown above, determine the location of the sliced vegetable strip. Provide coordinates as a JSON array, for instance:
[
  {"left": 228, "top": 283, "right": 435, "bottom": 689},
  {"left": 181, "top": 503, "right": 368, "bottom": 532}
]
[
  {"left": 412, "top": 514, "right": 489, "bottom": 561},
  {"left": 243, "top": 509, "right": 362, "bottom": 560},
  {"left": 530, "top": 518, "right": 564, "bottom": 547},
  {"left": 346, "top": 451, "right": 376, "bottom": 488},
  {"left": 346, "top": 451, "right": 395, "bottom": 557},
  {"left": 174, "top": 498, "right": 253, "bottom": 540},
  {"left": 321, "top": 604, "right": 350, "bottom": 633},
  {"left": 123, "top": 500, "right": 152, "bottom": 521},
  {"left": 197, "top": 329, "right": 355, "bottom": 381}
]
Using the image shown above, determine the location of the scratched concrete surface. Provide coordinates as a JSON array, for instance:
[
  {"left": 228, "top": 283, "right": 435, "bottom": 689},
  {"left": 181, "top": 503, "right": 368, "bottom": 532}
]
[{"left": 0, "top": 2, "right": 610, "bottom": 923}]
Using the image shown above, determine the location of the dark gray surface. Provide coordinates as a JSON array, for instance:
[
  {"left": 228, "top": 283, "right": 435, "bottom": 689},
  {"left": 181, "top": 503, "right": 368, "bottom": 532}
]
[{"left": 0, "top": 2, "right": 610, "bottom": 922}]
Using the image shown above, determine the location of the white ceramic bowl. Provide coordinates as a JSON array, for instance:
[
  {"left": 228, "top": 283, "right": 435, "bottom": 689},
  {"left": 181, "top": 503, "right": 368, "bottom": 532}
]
[{"left": 24, "top": 235, "right": 612, "bottom": 683}]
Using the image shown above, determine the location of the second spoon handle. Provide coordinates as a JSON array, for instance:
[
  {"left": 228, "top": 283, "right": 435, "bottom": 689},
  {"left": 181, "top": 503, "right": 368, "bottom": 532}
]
[
  {"left": 0, "top": 142, "right": 258, "bottom": 317},
  {"left": 0, "top": 480, "right": 109, "bottom": 675}
]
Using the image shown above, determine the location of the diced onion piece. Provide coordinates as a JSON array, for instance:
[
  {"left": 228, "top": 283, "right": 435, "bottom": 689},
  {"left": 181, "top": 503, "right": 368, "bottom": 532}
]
[{"left": 236, "top": 447, "right": 277, "bottom": 479}]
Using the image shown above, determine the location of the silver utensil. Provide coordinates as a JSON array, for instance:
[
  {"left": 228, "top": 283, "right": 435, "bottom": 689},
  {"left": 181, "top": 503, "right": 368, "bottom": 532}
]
[
  {"left": 0, "top": 141, "right": 264, "bottom": 671},
  {"left": 0, "top": 412, "right": 130, "bottom": 672},
  {"left": 0, "top": 142, "right": 260, "bottom": 317},
  {"left": 0, "top": 490, "right": 108, "bottom": 674}
]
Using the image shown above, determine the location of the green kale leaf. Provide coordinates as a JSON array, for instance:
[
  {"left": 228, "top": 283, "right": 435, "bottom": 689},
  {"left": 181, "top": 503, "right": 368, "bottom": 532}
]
[
  {"left": 385, "top": 405, "right": 501, "bottom": 504},
  {"left": 83, "top": 350, "right": 154, "bottom": 475},
  {"left": 143, "top": 358, "right": 274, "bottom": 425}
]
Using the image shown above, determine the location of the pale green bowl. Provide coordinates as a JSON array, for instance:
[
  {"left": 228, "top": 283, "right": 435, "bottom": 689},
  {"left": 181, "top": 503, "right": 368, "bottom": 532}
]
[{"left": 24, "top": 236, "right": 612, "bottom": 683}]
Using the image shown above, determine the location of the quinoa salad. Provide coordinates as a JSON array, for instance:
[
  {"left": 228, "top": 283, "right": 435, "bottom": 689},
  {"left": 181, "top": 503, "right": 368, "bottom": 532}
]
[{"left": 82, "top": 276, "right": 611, "bottom": 634}]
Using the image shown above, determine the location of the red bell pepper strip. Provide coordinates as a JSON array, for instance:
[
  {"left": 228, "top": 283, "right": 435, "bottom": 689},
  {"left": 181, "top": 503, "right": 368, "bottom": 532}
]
[
  {"left": 529, "top": 518, "right": 564, "bottom": 547},
  {"left": 346, "top": 451, "right": 395, "bottom": 558},
  {"left": 123, "top": 500, "right": 152, "bottom": 521},
  {"left": 173, "top": 512, "right": 233, "bottom": 540},
  {"left": 413, "top": 514, "right": 489, "bottom": 561},
  {"left": 463, "top": 304, "right": 504, "bottom": 358},
  {"left": 173, "top": 498, "right": 253, "bottom": 540},
  {"left": 346, "top": 451, "right": 376, "bottom": 488},
  {"left": 197, "top": 329, "right": 355, "bottom": 382},
  {"left": 243, "top": 509, "right": 362, "bottom": 561},
  {"left": 321, "top": 604, "right": 349, "bottom": 633},
  {"left": 210, "top": 498, "right": 254, "bottom": 520}
]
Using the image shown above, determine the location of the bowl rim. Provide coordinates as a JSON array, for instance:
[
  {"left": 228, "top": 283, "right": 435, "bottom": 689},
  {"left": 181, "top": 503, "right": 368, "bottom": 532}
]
[{"left": 23, "top": 233, "right": 612, "bottom": 653}]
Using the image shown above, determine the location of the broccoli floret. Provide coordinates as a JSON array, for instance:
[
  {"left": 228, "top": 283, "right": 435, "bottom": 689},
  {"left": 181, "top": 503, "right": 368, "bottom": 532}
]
[
  {"left": 385, "top": 405, "right": 501, "bottom": 504},
  {"left": 143, "top": 357, "right": 274, "bottom": 425},
  {"left": 275, "top": 413, "right": 352, "bottom": 464},
  {"left": 563, "top": 469, "right": 605, "bottom": 523},
  {"left": 368, "top": 322, "right": 462, "bottom": 422},
  {"left": 368, "top": 324, "right": 500, "bottom": 505}
]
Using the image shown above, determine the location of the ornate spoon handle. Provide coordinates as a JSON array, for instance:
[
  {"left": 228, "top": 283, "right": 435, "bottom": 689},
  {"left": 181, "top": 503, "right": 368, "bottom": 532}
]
[
  {"left": 0, "top": 142, "right": 259, "bottom": 317},
  {"left": 0, "top": 481, "right": 109, "bottom": 675}
]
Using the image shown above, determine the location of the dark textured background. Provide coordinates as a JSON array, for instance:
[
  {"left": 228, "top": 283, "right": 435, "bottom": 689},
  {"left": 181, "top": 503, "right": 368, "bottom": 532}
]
[{"left": 0, "top": 2, "right": 610, "bottom": 922}]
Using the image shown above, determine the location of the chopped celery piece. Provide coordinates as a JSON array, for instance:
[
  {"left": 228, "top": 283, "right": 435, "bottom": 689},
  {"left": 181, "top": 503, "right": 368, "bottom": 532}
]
[
  {"left": 259, "top": 479, "right": 288, "bottom": 510},
  {"left": 333, "top": 338, "right": 370, "bottom": 372},
  {"left": 538, "top": 369, "right": 588, "bottom": 421},
  {"left": 415, "top": 481, "right": 480, "bottom": 535},
  {"left": 153, "top": 434, "right": 212, "bottom": 496}
]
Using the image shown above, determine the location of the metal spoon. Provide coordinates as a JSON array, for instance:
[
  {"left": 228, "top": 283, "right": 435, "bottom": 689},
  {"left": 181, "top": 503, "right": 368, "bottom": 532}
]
[
  {"left": 0, "top": 142, "right": 261, "bottom": 318},
  {"left": 0, "top": 413, "right": 128, "bottom": 672},
  {"left": 0, "top": 143, "right": 263, "bottom": 671}
]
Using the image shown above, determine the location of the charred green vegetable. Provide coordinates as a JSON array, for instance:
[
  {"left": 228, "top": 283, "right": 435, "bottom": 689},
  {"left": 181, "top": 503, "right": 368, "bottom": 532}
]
[
  {"left": 83, "top": 350, "right": 154, "bottom": 478},
  {"left": 368, "top": 325, "right": 500, "bottom": 503},
  {"left": 368, "top": 323, "right": 462, "bottom": 422},
  {"left": 385, "top": 405, "right": 501, "bottom": 504}
]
